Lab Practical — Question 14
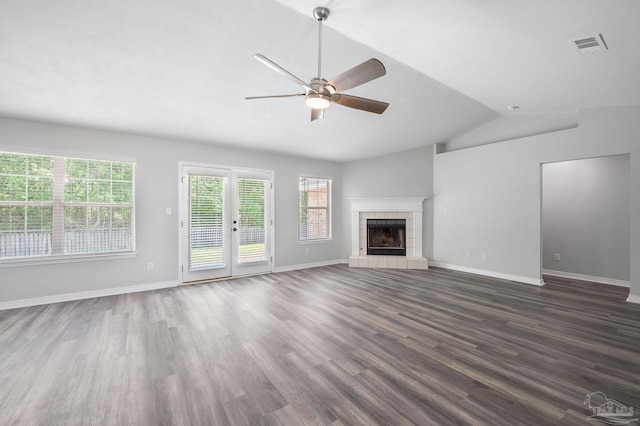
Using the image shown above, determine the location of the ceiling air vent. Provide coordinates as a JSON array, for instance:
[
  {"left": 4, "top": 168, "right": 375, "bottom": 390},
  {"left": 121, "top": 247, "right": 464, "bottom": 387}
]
[{"left": 571, "top": 34, "right": 608, "bottom": 53}]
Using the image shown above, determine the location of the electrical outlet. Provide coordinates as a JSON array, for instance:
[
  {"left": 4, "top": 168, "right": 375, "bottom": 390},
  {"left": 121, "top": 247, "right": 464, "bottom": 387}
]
[
  {"left": 482, "top": 252, "right": 487, "bottom": 260},
  {"left": 147, "top": 262, "right": 154, "bottom": 271},
  {"left": 305, "top": 248, "right": 310, "bottom": 255},
  {"left": 466, "top": 250, "right": 471, "bottom": 257},
  {"left": 554, "top": 253, "right": 561, "bottom": 261},
  {"left": 165, "top": 208, "right": 172, "bottom": 215}
]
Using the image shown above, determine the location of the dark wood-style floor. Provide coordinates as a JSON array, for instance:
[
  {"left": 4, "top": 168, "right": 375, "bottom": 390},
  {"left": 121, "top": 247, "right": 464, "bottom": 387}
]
[{"left": 1, "top": 265, "right": 639, "bottom": 425}]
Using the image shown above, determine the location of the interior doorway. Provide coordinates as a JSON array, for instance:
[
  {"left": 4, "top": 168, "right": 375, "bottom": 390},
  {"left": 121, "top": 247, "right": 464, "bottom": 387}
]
[
  {"left": 180, "top": 163, "right": 273, "bottom": 283},
  {"left": 540, "top": 154, "right": 630, "bottom": 287}
]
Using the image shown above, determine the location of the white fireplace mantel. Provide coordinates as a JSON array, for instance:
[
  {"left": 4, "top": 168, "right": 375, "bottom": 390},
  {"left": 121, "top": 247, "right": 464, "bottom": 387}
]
[
  {"left": 349, "top": 197, "right": 426, "bottom": 213},
  {"left": 349, "top": 197, "right": 427, "bottom": 260}
]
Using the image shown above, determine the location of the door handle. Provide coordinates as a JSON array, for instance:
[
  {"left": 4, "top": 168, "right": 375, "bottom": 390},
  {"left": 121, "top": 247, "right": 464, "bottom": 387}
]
[{"left": 233, "top": 228, "right": 237, "bottom": 231}]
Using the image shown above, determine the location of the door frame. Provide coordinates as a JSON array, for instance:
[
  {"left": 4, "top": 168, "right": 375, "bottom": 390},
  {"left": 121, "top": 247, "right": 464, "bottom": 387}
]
[{"left": 178, "top": 161, "right": 275, "bottom": 284}]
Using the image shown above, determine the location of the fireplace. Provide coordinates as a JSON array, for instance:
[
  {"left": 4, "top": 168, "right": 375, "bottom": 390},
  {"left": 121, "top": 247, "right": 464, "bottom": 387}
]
[
  {"left": 349, "top": 197, "right": 428, "bottom": 270},
  {"left": 367, "top": 219, "right": 406, "bottom": 256}
]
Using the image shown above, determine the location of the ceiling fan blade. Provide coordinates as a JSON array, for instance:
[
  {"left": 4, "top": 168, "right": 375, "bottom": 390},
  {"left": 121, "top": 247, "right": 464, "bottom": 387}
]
[
  {"left": 253, "top": 53, "right": 315, "bottom": 93},
  {"left": 331, "top": 94, "right": 389, "bottom": 114},
  {"left": 311, "top": 108, "right": 325, "bottom": 122},
  {"left": 246, "top": 94, "right": 305, "bottom": 100},
  {"left": 327, "top": 59, "right": 386, "bottom": 92}
]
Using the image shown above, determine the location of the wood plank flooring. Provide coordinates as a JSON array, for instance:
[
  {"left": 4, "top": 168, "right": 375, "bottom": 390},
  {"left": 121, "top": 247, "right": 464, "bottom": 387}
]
[{"left": 1, "top": 265, "right": 639, "bottom": 425}]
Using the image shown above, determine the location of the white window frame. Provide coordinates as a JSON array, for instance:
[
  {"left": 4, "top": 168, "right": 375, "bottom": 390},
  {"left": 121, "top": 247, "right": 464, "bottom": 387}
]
[
  {"left": 298, "top": 176, "right": 332, "bottom": 242},
  {"left": 0, "top": 151, "right": 136, "bottom": 266}
]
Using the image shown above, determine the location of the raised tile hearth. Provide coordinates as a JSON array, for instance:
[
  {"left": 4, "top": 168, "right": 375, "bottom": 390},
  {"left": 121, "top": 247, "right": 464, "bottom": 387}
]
[{"left": 349, "top": 197, "right": 429, "bottom": 270}]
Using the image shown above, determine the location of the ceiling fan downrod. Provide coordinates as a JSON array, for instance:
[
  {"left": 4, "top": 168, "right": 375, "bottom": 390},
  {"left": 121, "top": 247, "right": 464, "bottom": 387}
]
[{"left": 313, "top": 7, "right": 330, "bottom": 79}]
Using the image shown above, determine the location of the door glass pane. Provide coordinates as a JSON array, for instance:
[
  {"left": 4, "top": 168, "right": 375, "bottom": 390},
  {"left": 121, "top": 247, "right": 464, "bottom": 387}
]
[
  {"left": 237, "top": 178, "right": 266, "bottom": 264},
  {"left": 190, "top": 175, "right": 225, "bottom": 270}
]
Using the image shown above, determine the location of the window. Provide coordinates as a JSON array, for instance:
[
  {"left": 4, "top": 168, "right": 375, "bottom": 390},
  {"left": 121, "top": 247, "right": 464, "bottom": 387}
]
[
  {"left": 0, "top": 151, "right": 135, "bottom": 262},
  {"left": 299, "top": 177, "right": 331, "bottom": 241},
  {"left": 236, "top": 177, "right": 267, "bottom": 262}
]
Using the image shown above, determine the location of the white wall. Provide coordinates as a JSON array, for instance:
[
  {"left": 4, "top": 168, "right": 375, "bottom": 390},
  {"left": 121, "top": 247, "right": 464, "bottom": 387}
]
[
  {"left": 446, "top": 112, "right": 579, "bottom": 151},
  {"left": 341, "top": 146, "right": 434, "bottom": 259},
  {"left": 542, "top": 155, "right": 630, "bottom": 282},
  {"left": 433, "top": 106, "right": 640, "bottom": 299},
  {"left": 0, "top": 118, "right": 343, "bottom": 305}
]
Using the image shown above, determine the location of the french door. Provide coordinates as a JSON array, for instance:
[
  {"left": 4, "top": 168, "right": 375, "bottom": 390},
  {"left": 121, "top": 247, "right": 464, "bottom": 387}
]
[{"left": 181, "top": 165, "right": 272, "bottom": 283}]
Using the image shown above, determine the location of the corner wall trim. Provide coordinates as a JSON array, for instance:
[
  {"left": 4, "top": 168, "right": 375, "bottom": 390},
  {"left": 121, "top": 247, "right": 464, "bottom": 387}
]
[
  {"left": 273, "top": 259, "right": 347, "bottom": 273},
  {"left": 626, "top": 294, "right": 640, "bottom": 304},
  {"left": 0, "top": 280, "right": 179, "bottom": 311},
  {"left": 430, "top": 262, "right": 543, "bottom": 286},
  {"left": 541, "top": 269, "right": 630, "bottom": 287}
]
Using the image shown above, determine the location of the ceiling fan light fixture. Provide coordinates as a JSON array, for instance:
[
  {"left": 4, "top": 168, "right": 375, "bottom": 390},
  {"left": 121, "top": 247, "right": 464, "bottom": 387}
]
[{"left": 306, "top": 93, "right": 331, "bottom": 109}]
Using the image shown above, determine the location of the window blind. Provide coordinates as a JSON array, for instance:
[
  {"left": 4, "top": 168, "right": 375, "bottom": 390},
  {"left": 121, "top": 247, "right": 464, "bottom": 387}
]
[
  {"left": 189, "top": 175, "right": 226, "bottom": 269},
  {"left": 0, "top": 152, "right": 135, "bottom": 260},
  {"left": 237, "top": 177, "right": 267, "bottom": 263},
  {"left": 299, "top": 177, "right": 331, "bottom": 241}
]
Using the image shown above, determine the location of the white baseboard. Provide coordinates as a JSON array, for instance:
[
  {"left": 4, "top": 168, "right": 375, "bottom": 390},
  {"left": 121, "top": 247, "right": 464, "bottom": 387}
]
[
  {"left": 273, "top": 259, "right": 347, "bottom": 273},
  {"left": 3, "top": 265, "right": 635, "bottom": 308},
  {"left": 430, "top": 262, "right": 544, "bottom": 286},
  {"left": 626, "top": 294, "right": 640, "bottom": 304},
  {"left": 542, "top": 269, "right": 630, "bottom": 287},
  {"left": 0, "top": 280, "right": 178, "bottom": 311},
  {"left": 0, "top": 259, "right": 351, "bottom": 310}
]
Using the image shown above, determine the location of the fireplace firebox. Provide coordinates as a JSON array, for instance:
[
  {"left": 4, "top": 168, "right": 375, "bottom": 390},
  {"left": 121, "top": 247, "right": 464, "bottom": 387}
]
[{"left": 367, "top": 219, "right": 406, "bottom": 256}]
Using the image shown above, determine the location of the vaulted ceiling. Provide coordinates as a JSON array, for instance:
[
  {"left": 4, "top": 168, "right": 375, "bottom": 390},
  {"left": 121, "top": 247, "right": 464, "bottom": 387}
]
[{"left": 1, "top": 0, "right": 638, "bottom": 161}]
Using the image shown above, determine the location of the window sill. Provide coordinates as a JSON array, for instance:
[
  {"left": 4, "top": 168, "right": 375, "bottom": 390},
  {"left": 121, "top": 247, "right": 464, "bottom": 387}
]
[
  {"left": 0, "top": 251, "right": 137, "bottom": 268},
  {"left": 299, "top": 239, "right": 333, "bottom": 245}
]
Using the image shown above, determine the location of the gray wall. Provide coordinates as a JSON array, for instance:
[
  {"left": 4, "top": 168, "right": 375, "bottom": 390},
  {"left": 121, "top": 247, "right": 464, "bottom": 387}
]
[
  {"left": 3, "top": 106, "right": 638, "bottom": 304},
  {"left": 542, "top": 155, "right": 630, "bottom": 282},
  {"left": 341, "top": 146, "right": 434, "bottom": 259},
  {"left": 0, "top": 118, "right": 343, "bottom": 303},
  {"left": 433, "top": 105, "right": 640, "bottom": 298}
]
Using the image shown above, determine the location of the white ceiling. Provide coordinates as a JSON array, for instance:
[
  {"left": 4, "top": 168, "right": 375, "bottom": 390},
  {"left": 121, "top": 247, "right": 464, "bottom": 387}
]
[{"left": 1, "top": 0, "right": 638, "bottom": 162}]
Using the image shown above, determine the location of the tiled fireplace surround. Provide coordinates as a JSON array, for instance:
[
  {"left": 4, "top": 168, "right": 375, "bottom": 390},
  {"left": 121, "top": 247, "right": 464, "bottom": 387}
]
[{"left": 348, "top": 197, "right": 429, "bottom": 270}]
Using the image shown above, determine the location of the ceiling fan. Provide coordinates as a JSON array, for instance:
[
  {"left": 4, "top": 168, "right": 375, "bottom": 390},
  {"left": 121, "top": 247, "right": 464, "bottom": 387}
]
[{"left": 246, "top": 6, "right": 389, "bottom": 122}]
